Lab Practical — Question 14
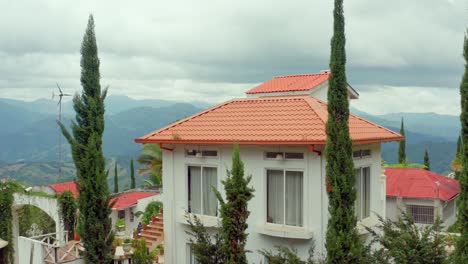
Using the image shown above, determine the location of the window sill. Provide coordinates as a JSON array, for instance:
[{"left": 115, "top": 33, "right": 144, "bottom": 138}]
[
  {"left": 357, "top": 216, "right": 379, "bottom": 235},
  {"left": 256, "top": 223, "right": 313, "bottom": 239},
  {"left": 176, "top": 212, "right": 220, "bottom": 228}
]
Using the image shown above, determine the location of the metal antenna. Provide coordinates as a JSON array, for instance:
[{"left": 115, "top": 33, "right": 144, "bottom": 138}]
[{"left": 53, "top": 83, "right": 72, "bottom": 178}]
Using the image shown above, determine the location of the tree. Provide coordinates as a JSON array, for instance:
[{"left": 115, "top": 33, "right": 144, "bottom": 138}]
[
  {"left": 367, "top": 213, "right": 447, "bottom": 264},
  {"left": 114, "top": 161, "right": 119, "bottom": 193},
  {"left": 188, "top": 145, "right": 254, "bottom": 264},
  {"left": 452, "top": 135, "right": 462, "bottom": 179},
  {"left": 130, "top": 158, "right": 136, "bottom": 189},
  {"left": 453, "top": 33, "right": 468, "bottom": 263},
  {"left": 57, "top": 190, "right": 77, "bottom": 238},
  {"left": 398, "top": 119, "right": 406, "bottom": 164},
  {"left": 132, "top": 238, "right": 157, "bottom": 264},
  {"left": 137, "top": 144, "right": 163, "bottom": 186},
  {"left": 424, "top": 149, "right": 430, "bottom": 171},
  {"left": 213, "top": 144, "right": 254, "bottom": 264},
  {"left": 324, "top": 0, "right": 364, "bottom": 263},
  {"left": 259, "top": 242, "right": 316, "bottom": 264},
  {"left": 58, "top": 15, "right": 114, "bottom": 263}
]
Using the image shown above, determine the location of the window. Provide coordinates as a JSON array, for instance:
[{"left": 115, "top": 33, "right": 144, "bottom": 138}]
[
  {"left": 265, "top": 152, "right": 304, "bottom": 160},
  {"left": 407, "top": 205, "right": 434, "bottom": 224},
  {"left": 267, "top": 169, "right": 303, "bottom": 226},
  {"left": 118, "top": 210, "right": 125, "bottom": 219},
  {"left": 355, "top": 167, "right": 370, "bottom": 220},
  {"left": 186, "top": 149, "right": 218, "bottom": 157},
  {"left": 353, "top": 149, "right": 371, "bottom": 159},
  {"left": 189, "top": 246, "right": 199, "bottom": 264},
  {"left": 188, "top": 166, "right": 218, "bottom": 216}
]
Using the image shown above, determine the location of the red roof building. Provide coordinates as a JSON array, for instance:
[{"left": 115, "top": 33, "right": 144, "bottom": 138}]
[
  {"left": 245, "top": 71, "right": 359, "bottom": 99},
  {"left": 111, "top": 191, "right": 159, "bottom": 210},
  {"left": 48, "top": 181, "right": 79, "bottom": 198},
  {"left": 385, "top": 168, "right": 460, "bottom": 201},
  {"left": 136, "top": 95, "right": 402, "bottom": 145}
]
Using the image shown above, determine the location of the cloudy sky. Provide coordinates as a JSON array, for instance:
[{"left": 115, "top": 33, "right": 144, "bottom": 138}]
[{"left": 0, "top": 0, "right": 466, "bottom": 115}]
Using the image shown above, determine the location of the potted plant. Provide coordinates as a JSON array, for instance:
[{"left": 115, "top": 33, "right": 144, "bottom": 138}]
[
  {"left": 122, "top": 238, "right": 132, "bottom": 253},
  {"left": 115, "top": 218, "right": 126, "bottom": 236},
  {"left": 74, "top": 222, "right": 81, "bottom": 241},
  {"left": 156, "top": 243, "right": 164, "bottom": 255}
]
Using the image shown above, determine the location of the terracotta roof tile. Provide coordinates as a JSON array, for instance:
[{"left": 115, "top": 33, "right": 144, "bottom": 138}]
[
  {"left": 246, "top": 73, "right": 330, "bottom": 94},
  {"left": 385, "top": 168, "right": 460, "bottom": 200},
  {"left": 136, "top": 95, "right": 403, "bottom": 145}
]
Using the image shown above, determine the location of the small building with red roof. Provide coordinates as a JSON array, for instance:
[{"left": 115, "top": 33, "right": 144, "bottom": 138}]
[
  {"left": 48, "top": 181, "right": 79, "bottom": 198},
  {"left": 110, "top": 190, "right": 162, "bottom": 235},
  {"left": 385, "top": 168, "right": 460, "bottom": 228},
  {"left": 135, "top": 71, "right": 403, "bottom": 263}
]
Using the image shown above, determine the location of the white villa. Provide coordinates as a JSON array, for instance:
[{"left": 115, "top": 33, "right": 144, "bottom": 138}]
[
  {"left": 385, "top": 167, "right": 460, "bottom": 229},
  {"left": 136, "top": 71, "right": 403, "bottom": 263}
]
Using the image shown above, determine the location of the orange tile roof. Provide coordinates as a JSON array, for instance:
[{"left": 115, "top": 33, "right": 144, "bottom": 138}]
[
  {"left": 246, "top": 72, "right": 330, "bottom": 94},
  {"left": 135, "top": 95, "right": 403, "bottom": 145}
]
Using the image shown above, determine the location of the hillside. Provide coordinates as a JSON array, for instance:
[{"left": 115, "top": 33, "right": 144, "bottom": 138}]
[{"left": 0, "top": 96, "right": 460, "bottom": 186}]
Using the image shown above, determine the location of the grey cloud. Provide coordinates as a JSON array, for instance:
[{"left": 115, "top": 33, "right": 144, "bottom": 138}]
[{"left": 0, "top": 0, "right": 465, "bottom": 114}]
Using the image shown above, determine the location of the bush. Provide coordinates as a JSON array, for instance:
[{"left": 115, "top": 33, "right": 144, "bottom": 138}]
[
  {"left": 366, "top": 212, "right": 448, "bottom": 264},
  {"left": 259, "top": 242, "right": 316, "bottom": 264},
  {"left": 132, "top": 238, "right": 157, "bottom": 264}
]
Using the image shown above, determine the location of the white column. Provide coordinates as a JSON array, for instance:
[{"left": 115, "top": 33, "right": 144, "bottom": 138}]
[{"left": 12, "top": 207, "right": 19, "bottom": 264}]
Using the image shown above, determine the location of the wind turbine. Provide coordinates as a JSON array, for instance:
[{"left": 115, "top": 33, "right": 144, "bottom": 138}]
[{"left": 52, "top": 83, "right": 72, "bottom": 178}]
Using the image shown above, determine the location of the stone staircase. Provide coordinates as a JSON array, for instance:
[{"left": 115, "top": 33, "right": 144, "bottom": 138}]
[{"left": 138, "top": 208, "right": 164, "bottom": 263}]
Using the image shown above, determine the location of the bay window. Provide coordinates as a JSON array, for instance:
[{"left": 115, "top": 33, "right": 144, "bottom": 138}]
[
  {"left": 267, "top": 169, "right": 303, "bottom": 226},
  {"left": 188, "top": 166, "right": 218, "bottom": 216}
]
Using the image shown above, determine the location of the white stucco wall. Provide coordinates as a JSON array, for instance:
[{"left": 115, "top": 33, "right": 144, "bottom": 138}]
[
  {"left": 162, "top": 143, "right": 383, "bottom": 263},
  {"left": 385, "top": 196, "right": 457, "bottom": 229}
]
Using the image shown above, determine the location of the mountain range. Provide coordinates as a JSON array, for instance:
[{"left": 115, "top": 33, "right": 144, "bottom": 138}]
[{"left": 0, "top": 95, "right": 460, "bottom": 186}]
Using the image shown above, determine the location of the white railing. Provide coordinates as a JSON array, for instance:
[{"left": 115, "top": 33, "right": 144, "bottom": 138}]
[{"left": 20, "top": 231, "right": 83, "bottom": 263}]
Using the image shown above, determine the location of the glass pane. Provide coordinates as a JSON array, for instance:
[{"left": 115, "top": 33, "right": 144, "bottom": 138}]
[
  {"left": 284, "top": 152, "right": 304, "bottom": 160},
  {"left": 363, "top": 167, "right": 370, "bottom": 218},
  {"left": 267, "top": 170, "right": 284, "bottom": 224},
  {"left": 202, "top": 167, "right": 218, "bottom": 216},
  {"left": 201, "top": 150, "right": 218, "bottom": 157},
  {"left": 189, "top": 166, "right": 202, "bottom": 214},
  {"left": 361, "top": 149, "right": 371, "bottom": 157},
  {"left": 285, "top": 171, "right": 303, "bottom": 226},
  {"left": 354, "top": 168, "right": 362, "bottom": 219},
  {"left": 265, "top": 152, "right": 283, "bottom": 159},
  {"left": 353, "top": 150, "right": 361, "bottom": 158}
]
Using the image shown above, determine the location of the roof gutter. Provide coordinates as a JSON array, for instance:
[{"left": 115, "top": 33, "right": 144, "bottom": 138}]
[
  {"left": 159, "top": 143, "right": 174, "bottom": 152},
  {"left": 309, "top": 145, "right": 322, "bottom": 156}
]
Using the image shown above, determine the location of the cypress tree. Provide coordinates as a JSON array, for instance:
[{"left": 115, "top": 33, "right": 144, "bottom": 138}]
[
  {"left": 324, "top": 0, "right": 363, "bottom": 262},
  {"left": 114, "top": 162, "right": 119, "bottom": 193},
  {"left": 424, "top": 149, "right": 430, "bottom": 171},
  {"left": 58, "top": 15, "right": 114, "bottom": 263},
  {"left": 214, "top": 144, "right": 254, "bottom": 264},
  {"left": 130, "top": 158, "right": 136, "bottom": 189},
  {"left": 398, "top": 119, "right": 406, "bottom": 164},
  {"left": 453, "top": 33, "right": 468, "bottom": 263}
]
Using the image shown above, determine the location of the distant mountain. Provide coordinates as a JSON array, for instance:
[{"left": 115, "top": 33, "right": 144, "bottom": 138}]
[
  {"left": 0, "top": 97, "right": 460, "bottom": 186},
  {"left": 351, "top": 108, "right": 460, "bottom": 141}
]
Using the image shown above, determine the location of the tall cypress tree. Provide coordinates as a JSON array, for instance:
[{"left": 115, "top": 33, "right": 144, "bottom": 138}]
[
  {"left": 214, "top": 144, "right": 254, "bottom": 264},
  {"left": 453, "top": 33, "right": 468, "bottom": 263},
  {"left": 59, "top": 15, "right": 114, "bottom": 263},
  {"left": 324, "top": 0, "right": 363, "bottom": 262},
  {"left": 424, "top": 149, "right": 430, "bottom": 171},
  {"left": 398, "top": 119, "right": 406, "bottom": 164},
  {"left": 130, "top": 158, "right": 136, "bottom": 189},
  {"left": 114, "top": 162, "right": 119, "bottom": 193}
]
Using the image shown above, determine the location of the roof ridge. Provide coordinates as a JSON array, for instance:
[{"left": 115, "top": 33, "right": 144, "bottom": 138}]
[
  {"left": 274, "top": 72, "right": 330, "bottom": 79},
  {"left": 303, "top": 96, "right": 328, "bottom": 126}
]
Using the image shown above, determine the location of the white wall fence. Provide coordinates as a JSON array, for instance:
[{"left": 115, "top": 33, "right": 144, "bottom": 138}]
[{"left": 18, "top": 232, "right": 84, "bottom": 264}]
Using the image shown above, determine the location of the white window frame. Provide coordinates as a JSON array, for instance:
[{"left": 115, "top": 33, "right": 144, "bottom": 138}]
[
  {"left": 264, "top": 151, "right": 305, "bottom": 160},
  {"left": 407, "top": 204, "right": 435, "bottom": 224},
  {"left": 353, "top": 149, "right": 371, "bottom": 159},
  {"left": 185, "top": 149, "right": 218, "bottom": 158},
  {"left": 265, "top": 168, "right": 304, "bottom": 227},
  {"left": 187, "top": 165, "right": 218, "bottom": 216},
  {"left": 355, "top": 166, "right": 371, "bottom": 220}
]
